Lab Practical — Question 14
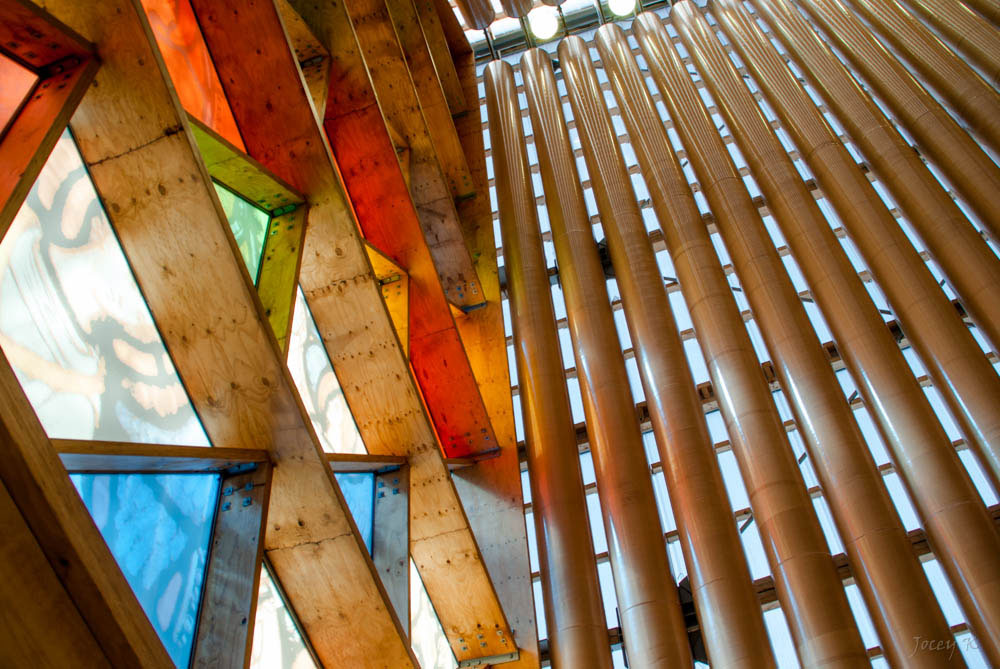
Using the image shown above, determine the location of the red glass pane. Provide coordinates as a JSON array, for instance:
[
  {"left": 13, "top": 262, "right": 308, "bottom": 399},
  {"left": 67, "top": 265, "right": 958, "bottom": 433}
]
[
  {"left": 0, "top": 53, "right": 37, "bottom": 138},
  {"left": 140, "top": 0, "right": 246, "bottom": 150}
]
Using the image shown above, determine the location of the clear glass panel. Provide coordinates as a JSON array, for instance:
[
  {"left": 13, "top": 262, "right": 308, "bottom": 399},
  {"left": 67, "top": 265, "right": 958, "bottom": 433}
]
[
  {"left": 0, "top": 130, "right": 208, "bottom": 445},
  {"left": 213, "top": 183, "right": 269, "bottom": 283},
  {"left": 287, "top": 287, "right": 365, "bottom": 453},
  {"left": 410, "top": 559, "right": 458, "bottom": 669},
  {"left": 70, "top": 473, "right": 219, "bottom": 667},
  {"left": 333, "top": 472, "right": 374, "bottom": 554},
  {"left": 250, "top": 566, "right": 318, "bottom": 669}
]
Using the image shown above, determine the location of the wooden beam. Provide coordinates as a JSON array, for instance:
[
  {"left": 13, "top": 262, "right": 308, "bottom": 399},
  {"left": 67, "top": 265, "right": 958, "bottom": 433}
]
[
  {"left": 412, "top": 0, "right": 467, "bottom": 115},
  {"left": 192, "top": 465, "right": 273, "bottom": 669},
  {"left": 385, "top": 0, "right": 474, "bottom": 200},
  {"left": 339, "top": 0, "right": 485, "bottom": 311},
  {"left": 54, "top": 440, "right": 269, "bottom": 473},
  {"left": 42, "top": 0, "right": 415, "bottom": 665},
  {"left": 0, "top": 0, "right": 97, "bottom": 234},
  {"left": 274, "top": 0, "right": 331, "bottom": 120},
  {"left": 328, "top": 453, "right": 409, "bottom": 472},
  {"left": 0, "top": 475, "right": 110, "bottom": 667},
  {"left": 189, "top": 115, "right": 303, "bottom": 213},
  {"left": 0, "top": 345, "right": 172, "bottom": 666},
  {"left": 185, "top": 0, "right": 513, "bottom": 662},
  {"left": 374, "top": 464, "right": 411, "bottom": 633},
  {"left": 188, "top": 115, "right": 307, "bottom": 352},
  {"left": 258, "top": 205, "right": 309, "bottom": 354},
  {"left": 365, "top": 241, "right": 411, "bottom": 356},
  {"left": 445, "top": 15, "right": 541, "bottom": 667}
]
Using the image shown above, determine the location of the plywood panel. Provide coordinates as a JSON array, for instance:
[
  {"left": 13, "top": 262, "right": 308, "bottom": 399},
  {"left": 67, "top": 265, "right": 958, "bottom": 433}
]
[
  {"left": 258, "top": 205, "right": 308, "bottom": 354},
  {"left": 385, "top": 0, "right": 474, "bottom": 199},
  {"left": 0, "top": 476, "right": 109, "bottom": 668},
  {"left": 338, "top": 0, "right": 484, "bottom": 310},
  {"left": 43, "top": 0, "right": 415, "bottom": 665},
  {"left": 412, "top": 0, "right": 467, "bottom": 114},
  {"left": 193, "top": 465, "right": 272, "bottom": 669},
  {"left": 56, "top": 440, "right": 268, "bottom": 473},
  {"left": 186, "top": 0, "right": 513, "bottom": 661}
]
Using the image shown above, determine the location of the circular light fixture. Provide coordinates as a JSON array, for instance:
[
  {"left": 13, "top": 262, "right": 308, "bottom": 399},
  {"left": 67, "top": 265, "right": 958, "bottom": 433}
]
[
  {"left": 528, "top": 5, "right": 559, "bottom": 41},
  {"left": 608, "top": 0, "right": 636, "bottom": 17}
]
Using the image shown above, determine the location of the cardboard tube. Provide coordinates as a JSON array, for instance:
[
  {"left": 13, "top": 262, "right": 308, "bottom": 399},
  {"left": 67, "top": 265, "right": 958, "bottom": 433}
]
[{"left": 484, "top": 60, "right": 612, "bottom": 669}]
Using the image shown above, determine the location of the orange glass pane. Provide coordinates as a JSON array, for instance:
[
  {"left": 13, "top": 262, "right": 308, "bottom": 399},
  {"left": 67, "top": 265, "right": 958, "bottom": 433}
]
[
  {"left": 140, "top": 0, "right": 246, "bottom": 150},
  {"left": 0, "top": 53, "right": 37, "bottom": 138}
]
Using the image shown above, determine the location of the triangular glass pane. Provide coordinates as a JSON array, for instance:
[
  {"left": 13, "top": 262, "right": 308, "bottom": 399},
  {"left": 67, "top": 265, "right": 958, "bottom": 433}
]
[
  {"left": 70, "top": 472, "right": 219, "bottom": 667},
  {"left": 250, "top": 565, "right": 318, "bottom": 669},
  {"left": 410, "top": 558, "right": 458, "bottom": 669},
  {"left": 213, "top": 183, "right": 269, "bottom": 283},
  {"left": 287, "top": 286, "right": 365, "bottom": 453},
  {"left": 0, "top": 130, "right": 209, "bottom": 445},
  {"left": 333, "top": 471, "right": 374, "bottom": 554}
]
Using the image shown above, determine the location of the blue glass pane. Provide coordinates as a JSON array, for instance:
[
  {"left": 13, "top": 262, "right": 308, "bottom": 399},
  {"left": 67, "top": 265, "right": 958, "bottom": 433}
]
[
  {"left": 250, "top": 566, "right": 317, "bottom": 669},
  {"left": 334, "top": 472, "right": 374, "bottom": 554},
  {"left": 70, "top": 473, "right": 219, "bottom": 667},
  {"left": 287, "top": 287, "right": 365, "bottom": 454},
  {"left": 0, "top": 130, "right": 209, "bottom": 445},
  {"left": 213, "top": 183, "right": 269, "bottom": 282}
]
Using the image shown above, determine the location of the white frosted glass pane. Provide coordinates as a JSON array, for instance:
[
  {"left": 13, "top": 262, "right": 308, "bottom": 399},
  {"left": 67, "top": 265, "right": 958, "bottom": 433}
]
[
  {"left": 287, "top": 288, "right": 365, "bottom": 454},
  {"left": 812, "top": 496, "right": 845, "bottom": 554},
  {"left": 923, "top": 559, "right": 964, "bottom": 626},
  {"left": 533, "top": 578, "right": 547, "bottom": 641},
  {"left": 652, "top": 472, "right": 677, "bottom": 533},
  {"left": 1, "top": 131, "right": 208, "bottom": 445},
  {"left": 410, "top": 560, "right": 458, "bottom": 669},
  {"left": 882, "top": 472, "right": 921, "bottom": 531},
  {"left": 684, "top": 338, "right": 710, "bottom": 384},
  {"left": 959, "top": 449, "right": 999, "bottom": 506},
  {"left": 250, "top": 567, "right": 318, "bottom": 669}
]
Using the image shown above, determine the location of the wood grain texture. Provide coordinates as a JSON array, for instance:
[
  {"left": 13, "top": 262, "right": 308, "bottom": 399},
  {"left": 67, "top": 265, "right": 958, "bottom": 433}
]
[
  {"left": 0, "top": 341, "right": 172, "bottom": 667},
  {"left": 41, "top": 0, "right": 416, "bottom": 665},
  {"left": 189, "top": 115, "right": 303, "bottom": 213},
  {"left": 338, "top": 0, "right": 485, "bottom": 310},
  {"left": 0, "top": 55, "right": 98, "bottom": 234},
  {"left": 365, "top": 241, "right": 411, "bottom": 355},
  {"left": 55, "top": 440, "right": 269, "bottom": 473},
  {"left": 385, "top": 0, "right": 473, "bottom": 198},
  {"left": 0, "top": 0, "right": 91, "bottom": 69},
  {"left": 258, "top": 205, "right": 308, "bottom": 355},
  {"left": 0, "top": 475, "right": 112, "bottom": 668},
  {"left": 327, "top": 453, "right": 408, "bottom": 472},
  {"left": 192, "top": 466, "right": 272, "bottom": 669},
  {"left": 188, "top": 0, "right": 512, "bottom": 661},
  {"left": 412, "top": 0, "right": 467, "bottom": 114}
]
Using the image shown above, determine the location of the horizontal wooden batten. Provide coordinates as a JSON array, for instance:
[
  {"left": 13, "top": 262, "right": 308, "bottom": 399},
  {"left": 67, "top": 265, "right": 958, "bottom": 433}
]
[
  {"left": 54, "top": 440, "right": 269, "bottom": 473},
  {"left": 327, "top": 453, "right": 408, "bottom": 473},
  {"left": 189, "top": 0, "right": 513, "bottom": 661}
]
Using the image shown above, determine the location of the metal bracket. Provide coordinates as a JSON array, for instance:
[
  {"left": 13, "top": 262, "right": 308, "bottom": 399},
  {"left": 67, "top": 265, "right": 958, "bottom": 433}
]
[{"left": 457, "top": 650, "right": 520, "bottom": 667}]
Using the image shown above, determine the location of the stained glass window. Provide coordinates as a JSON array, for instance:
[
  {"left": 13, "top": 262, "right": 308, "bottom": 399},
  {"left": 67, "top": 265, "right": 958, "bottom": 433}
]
[
  {"left": 70, "top": 473, "right": 219, "bottom": 667},
  {"left": 0, "top": 53, "right": 36, "bottom": 134},
  {"left": 213, "top": 183, "right": 270, "bottom": 283},
  {"left": 287, "top": 286, "right": 366, "bottom": 454},
  {"left": 334, "top": 472, "right": 374, "bottom": 554},
  {"left": 250, "top": 566, "right": 318, "bottom": 669},
  {"left": 0, "top": 130, "right": 209, "bottom": 445},
  {"left": 410, "top": 559, "right": 458, "bottom": 669}
]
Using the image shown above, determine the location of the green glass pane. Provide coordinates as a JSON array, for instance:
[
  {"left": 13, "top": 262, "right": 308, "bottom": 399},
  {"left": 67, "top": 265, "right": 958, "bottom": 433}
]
[{"left": 214, "top": 183, "right": 270, "bottom": 282}]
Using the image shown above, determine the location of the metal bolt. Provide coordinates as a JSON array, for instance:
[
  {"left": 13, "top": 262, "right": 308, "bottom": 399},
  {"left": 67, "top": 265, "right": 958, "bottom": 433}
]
[
  {"left": 222, "top": 501, "right": 231, "bottom": 511},
  {"left": 242, "top": 497, "right": 252, "bottom": 507},
  {"left": 222, "top": 486, "right": 234, "bottom": 496}
]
